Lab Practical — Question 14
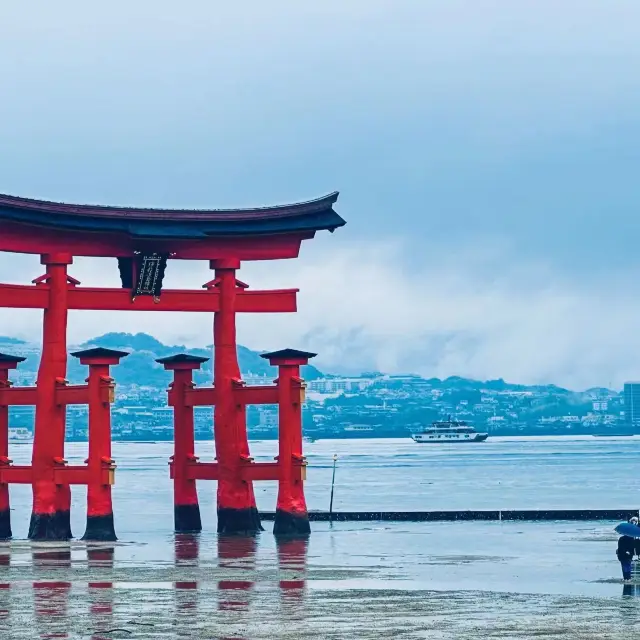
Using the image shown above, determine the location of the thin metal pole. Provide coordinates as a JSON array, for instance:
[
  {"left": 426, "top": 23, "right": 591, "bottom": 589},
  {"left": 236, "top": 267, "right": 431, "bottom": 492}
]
[{"left": 329, "top": 454, "right": 338, "bottom": 522}]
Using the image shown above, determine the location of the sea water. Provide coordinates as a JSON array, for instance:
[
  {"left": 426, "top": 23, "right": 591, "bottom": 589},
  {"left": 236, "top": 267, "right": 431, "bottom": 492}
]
[{"left": 2, "top": 436, "right": 640, "bottom": 638}]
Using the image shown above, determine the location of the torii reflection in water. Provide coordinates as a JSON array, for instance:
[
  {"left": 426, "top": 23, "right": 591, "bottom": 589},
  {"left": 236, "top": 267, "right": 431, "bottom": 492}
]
[
  {"left": 87, "top": 545, "right": 115, "bottom": 640},
  {"left": 174, "top": 532, "right": 200, "bottom": 621},
  {"left": 0, "top": 550, "right": 9, "bottom": 625},
  {"left": 171, "top": 532, "right": 309, "bottom": 637},
  {"left": 172, "top": 533, "right": 257, "bottom": 637},
  {"left": 32, "top": 546, "right": 71, "bottom": 640}
]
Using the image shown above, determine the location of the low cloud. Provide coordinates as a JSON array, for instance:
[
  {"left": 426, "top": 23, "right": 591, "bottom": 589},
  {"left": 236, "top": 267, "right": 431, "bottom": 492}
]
[{"left": 0, "top": 239, "right": 638, "bottom": 390}]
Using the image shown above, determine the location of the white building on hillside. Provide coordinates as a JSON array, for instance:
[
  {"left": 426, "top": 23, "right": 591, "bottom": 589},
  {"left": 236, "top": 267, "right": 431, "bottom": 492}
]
[{"left": 308, "top": 377, "right": 376, "bottom": 394}]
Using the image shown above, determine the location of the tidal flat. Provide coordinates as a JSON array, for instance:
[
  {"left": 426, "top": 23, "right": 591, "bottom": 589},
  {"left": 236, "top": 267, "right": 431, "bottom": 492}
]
[
  {"left": 3, "top": 438, "right": 640, "bottom": 637},
  {"left": 0, "top": 519, "right": 639, "bottom": 639}
]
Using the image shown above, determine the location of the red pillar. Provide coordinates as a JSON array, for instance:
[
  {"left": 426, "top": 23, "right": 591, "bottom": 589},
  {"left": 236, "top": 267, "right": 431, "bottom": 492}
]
[
  {"left": 261, "top": 349, "right": 316, "bottom": 536},
  {"left": 211, "top": 259, "right": 261, "bottom": 535},
  {"left": 71, "top": 347, "right": 128, "bottom": 541},
  {"left": 30, "top": 252, "right": 73, "bottom": 540},
  {"left": 0, "top": 353, "right": 25, "bottom": 540},
  {"left": 157, "top": 354, "right": 208, "bottom": 533}
]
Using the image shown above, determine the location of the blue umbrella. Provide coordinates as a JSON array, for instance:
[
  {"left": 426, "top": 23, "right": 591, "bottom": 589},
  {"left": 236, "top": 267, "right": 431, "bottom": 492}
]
[{"left": 615, "top": 522, "right": 640, "bottom": 537}]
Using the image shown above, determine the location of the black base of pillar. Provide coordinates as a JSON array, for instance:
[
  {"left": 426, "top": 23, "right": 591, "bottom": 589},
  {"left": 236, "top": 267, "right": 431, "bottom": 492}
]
[
  {"left": 217, "top": 507, "right": 263, "bottom": 535},
  {"left": 0, "top": 509, "right": 11, "bottom": 540},
  {"left": 57, "top": 510, "right": 72, "bottom": 539},
  {"left": 82, "top": 514, "right": 117, "bottom": 542},
  {"left": 28, "top": 511, "right": 73, "bottom": 541},
  {"left": 273, "top": 509, "right": 311, "bottom": 537},
  {"left": 175, "top": 504, "right": 202, "bottom": 533}
]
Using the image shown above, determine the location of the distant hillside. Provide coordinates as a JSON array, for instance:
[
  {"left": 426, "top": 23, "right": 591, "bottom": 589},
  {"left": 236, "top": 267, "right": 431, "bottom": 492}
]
[
  {"left": 0, "top": 332, "right": 618, "bottom": 397},
  {"left": 0, "top": 332, "right": 323, "bottom": 387},
  {"left": 74, "top": 332, "right": 323, "bottom": 386},
  {"left": 0, "top": 336, "right": 26, "bottom": 345}
]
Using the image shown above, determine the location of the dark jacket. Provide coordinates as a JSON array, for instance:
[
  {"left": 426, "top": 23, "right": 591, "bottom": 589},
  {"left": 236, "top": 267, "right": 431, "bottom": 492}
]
[{"left": 617, "top": 535, "right": 635, "bottom": 562}]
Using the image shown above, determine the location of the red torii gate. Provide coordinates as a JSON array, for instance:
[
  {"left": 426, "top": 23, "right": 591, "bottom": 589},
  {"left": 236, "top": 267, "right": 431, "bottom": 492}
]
[{"left": 0, "top": 191, "right": 345, "bottom": 540}]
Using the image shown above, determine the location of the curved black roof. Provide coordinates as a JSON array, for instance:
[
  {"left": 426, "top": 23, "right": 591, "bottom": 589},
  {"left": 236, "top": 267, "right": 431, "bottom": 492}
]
[{"left": 0, "top": 192, "right": 345, "bottom": 238}]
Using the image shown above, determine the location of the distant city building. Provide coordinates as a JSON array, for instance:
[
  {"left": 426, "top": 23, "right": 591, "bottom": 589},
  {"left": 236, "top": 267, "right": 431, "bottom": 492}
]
[
  {"left": 259, "top": 410, "right": 279, "bottom": 427},
  {"left": 592, "top": 399, "right": 608, "bottom": 412},
  {"left": 623, "top": 382, "right": 640, "bottom": 429},
  {"left": 243, "top": 374, "right": 273, "bottom": 386},
  {"left": 308, "top": 377, "right": 376, "bottom": 394}
]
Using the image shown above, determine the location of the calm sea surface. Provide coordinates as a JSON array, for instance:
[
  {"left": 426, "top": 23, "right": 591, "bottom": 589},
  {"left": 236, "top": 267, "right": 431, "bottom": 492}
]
[
  {"left": 7, "top": 434, "right": 640, "bottom": 521},
  {"left": 3, "top": 436, "right": 640, "bottom": 638}
]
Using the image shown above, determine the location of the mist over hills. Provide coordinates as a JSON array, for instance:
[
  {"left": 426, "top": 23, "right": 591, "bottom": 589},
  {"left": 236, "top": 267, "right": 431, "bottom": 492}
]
[
  {"left": 0, "top": 332, "right": 624, "bottom": 439},
  {"left": 0, "top": 331, "right": 620, "bottom": 398},
  {"left": 0, "top": 332, "right": 324, "bottom": 387}
]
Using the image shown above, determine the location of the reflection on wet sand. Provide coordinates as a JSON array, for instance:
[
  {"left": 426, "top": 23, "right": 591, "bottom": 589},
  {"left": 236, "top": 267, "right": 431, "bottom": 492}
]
[
  {"left": 23, "top": 545, "right": 118, "bottom": 640},
  {"left": 169, "top": 533, "right": 311, "bottom": 637},
  {"left": 87, "top": 546, "right": 115, "bottom": 640},
  {"left": 622, "top": 583, "right": 640, "bottom": 598},
  {"left": 9, "top": 529, "right": 640, "bottom": 638},
  {"left": 0, "top": 550, "right": 9, "bottom": 623},
  {"left": 32, "top": 547, "right": 71, "bottom": 639},
  {"left": 217, "top": 535, "right": 257, "bottom": 614},
  {"left": 174, "top": 532, "right": 199, "bottom": 628},
  {"left": 274, "top": 536, "right": 309, "bottom": 635},
  {"left": 277, "top": 536, "right": 308, "bottom": 614},
  {"left": 0, "top": 534, "right": 312, "bottom": 638}
]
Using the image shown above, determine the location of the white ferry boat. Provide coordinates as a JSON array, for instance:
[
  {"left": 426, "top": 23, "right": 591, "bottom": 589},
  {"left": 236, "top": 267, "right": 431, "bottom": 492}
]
[{"left": 411, "top": 418, "right": 488, "bottom": 443}]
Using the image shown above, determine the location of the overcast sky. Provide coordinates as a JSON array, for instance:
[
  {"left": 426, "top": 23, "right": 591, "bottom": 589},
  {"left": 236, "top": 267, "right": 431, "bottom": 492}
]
[{"left": 1, "top": 1, "right": 640, "bottom": 388}]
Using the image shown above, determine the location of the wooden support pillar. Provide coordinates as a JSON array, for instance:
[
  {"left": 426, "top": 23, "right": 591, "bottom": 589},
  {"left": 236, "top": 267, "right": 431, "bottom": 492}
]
[
  {"left": 71, "top": 347, "right": 128, "bottom": 541},
  {"left": 30, "top": 252, "right": 73, "bottom": 541},
  {"left": 157, "top": 354, "right": 209, "bottom": 533},
  {"left": 210, "top": 259, "right": 261, "bottom": 535},
  {"left": 0, "top": 353, "right": 26, "bottom": 540},
  {"left": 261, "top": 349, "right": 316, "bottom": 536}
]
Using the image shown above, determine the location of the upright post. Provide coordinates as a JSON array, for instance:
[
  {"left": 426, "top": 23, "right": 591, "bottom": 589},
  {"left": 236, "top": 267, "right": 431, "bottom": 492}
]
[
  {"left": 261, "top": 349, "right": 316, "bottom": 536},
  {"left": 157, "top": 354, "right": 209, "bottom": 533},
  {"left": 329, "top": 454, "right": 338, "bottom": 522},
  {"left": 210, "top": 259, "right": 261, "bottom": 535},
  {"left": 71, "top": 347, "right": 128, "bottom": 541},
  {"left": 0, "top": 353, "right": 26, "bottom": 540},
  {"left": 30, "top": 252, "right": 73, "bottom": 540}
]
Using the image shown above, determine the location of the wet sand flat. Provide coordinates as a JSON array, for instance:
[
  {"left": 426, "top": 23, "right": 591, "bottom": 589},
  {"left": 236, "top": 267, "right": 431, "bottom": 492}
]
[
  {"left": 0, "top": 521, "right": 639, "bottom": 639},
  {"left": 4, "top": 581, "right": 640, "bottom": 639},
  {"left": 2, "top": 439, "right": 640, "bottom": 636}
]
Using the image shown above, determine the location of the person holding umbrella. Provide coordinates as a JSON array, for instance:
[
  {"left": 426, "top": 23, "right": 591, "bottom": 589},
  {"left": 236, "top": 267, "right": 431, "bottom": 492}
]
[{"left": 616, "top": 517, "right": 640, "bottom": 582}]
